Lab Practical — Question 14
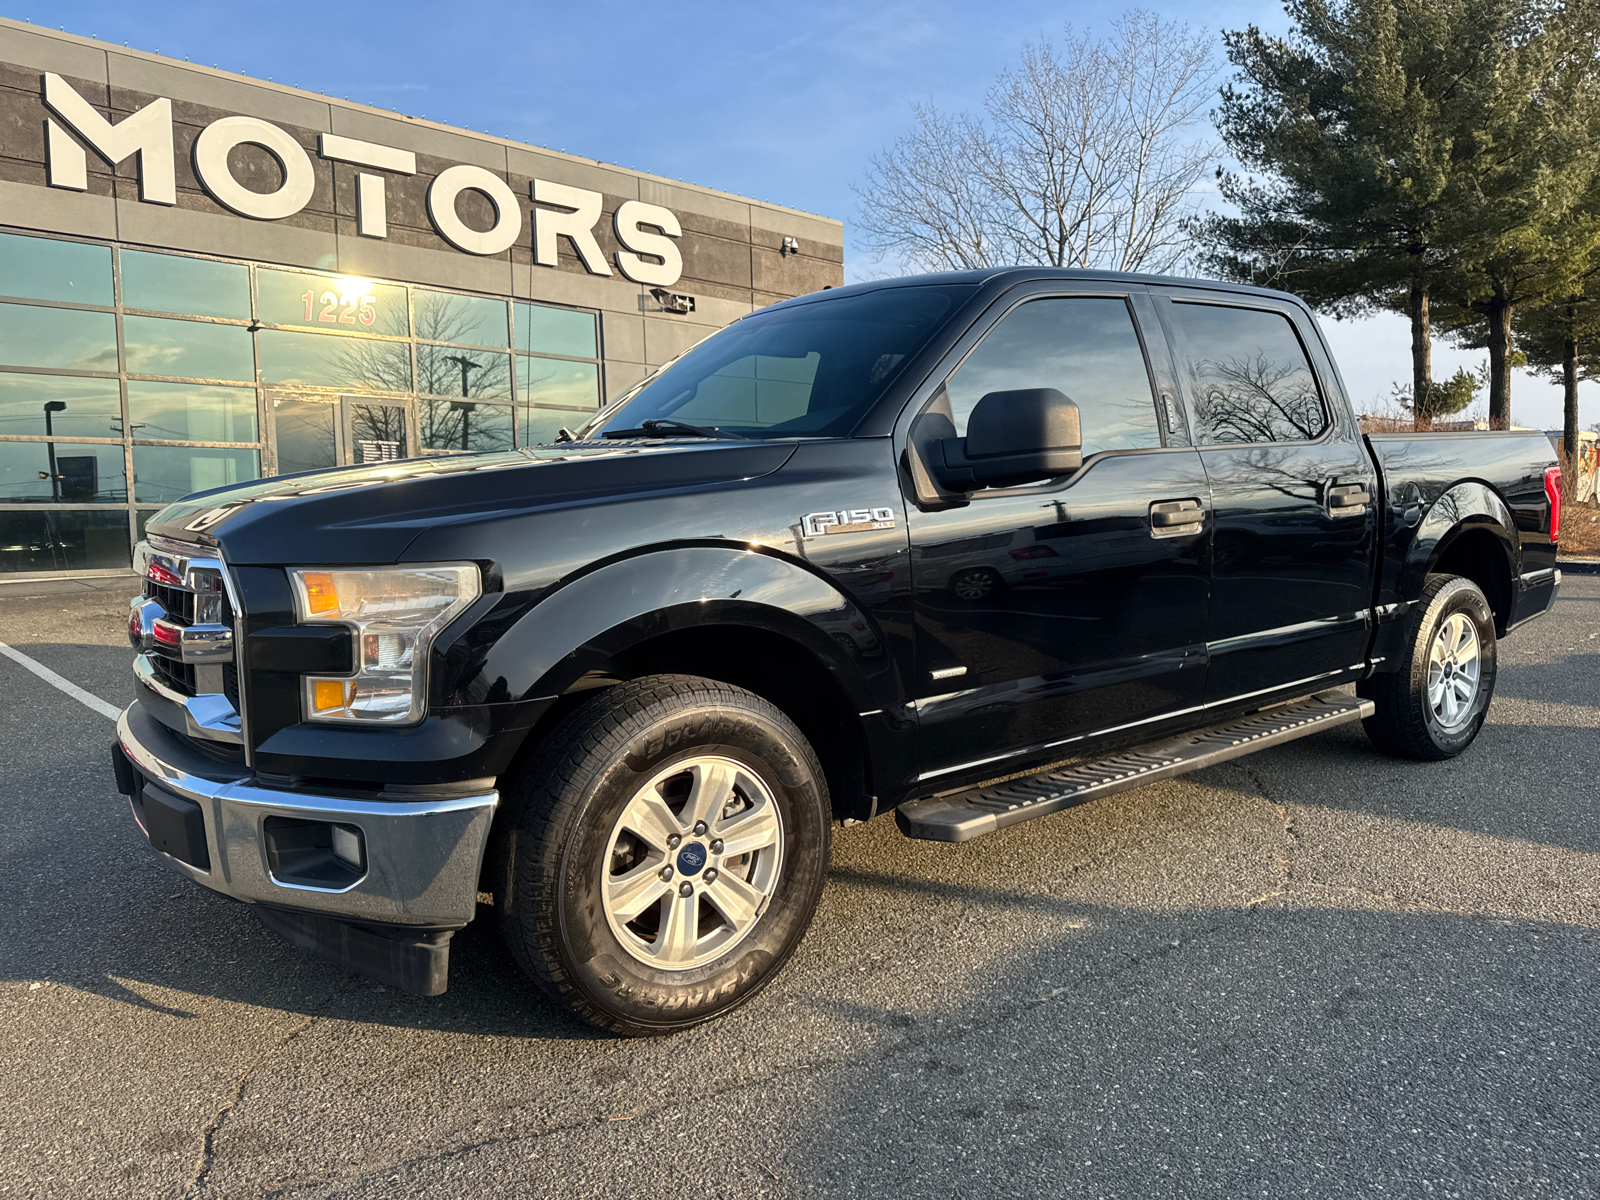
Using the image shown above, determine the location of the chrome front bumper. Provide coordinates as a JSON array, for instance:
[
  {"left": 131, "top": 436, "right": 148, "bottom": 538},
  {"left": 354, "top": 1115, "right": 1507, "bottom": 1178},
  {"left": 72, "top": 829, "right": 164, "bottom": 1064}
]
[{"left": 116, "top": 705, "right": 497, "bottom": 927}]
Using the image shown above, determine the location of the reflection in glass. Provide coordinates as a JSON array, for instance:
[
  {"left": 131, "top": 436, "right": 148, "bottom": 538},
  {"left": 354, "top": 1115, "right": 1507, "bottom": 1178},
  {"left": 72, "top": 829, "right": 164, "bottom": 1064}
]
[
  {"left": 0, "top": 509, "right": 129, "bottom": 573},
  {"left": 0, "top": 232, "right": 113, "bottom": 306},
  {"left": 259, "top": 329, "right": 412, "bottom": 392},
  {"left": 1169, "top": 304, "right": 1327, "bottom": 444},
  {"left": 945, "top": 298, "right": 1162, "bottom": 457},
  {"left": 0, "top": 374, "right": 122, "bottom": 438},
  {"left": 133, "top": 445, "right": 260, "bottom": 502},
  {"left": 517, "top": 357, "right": 599, "bottom": 408},
  {"left": 671, "top": 353, "right": 819, "bottom": 427},
  {"left": 348, "top": 403, "right": 408, "bottom": 463},
  {"left": 521, "top": 406, "right": 591, "bottom": 446},
  {"left": 121, "top": 249, "right": 250, "bottom": 319},
  {"left": 515, "top": 303, "right": 597, "bottom": 358},
  {"left": 128, "top": 382, "right": 258, "bottom": 443},
  {"left": 414, "top": 290, "right": 508, "bottom": 348},
  {"left": 0, "top": 440, "right": 127, "bottom": 502},
  {"left": 123, "top": 315, "right": 255, "bottom": 381},
  {"left": 421, "top": 397, "right": 514, "bottom": 453},
  {"left": 0, "top": 304, "right": 118, "bottom": 372},
  {"left": 271, "top": 396, "right": 338, "bottom": 475},
  {"left": 417, "top": 345, "right": 511, "bottom": 400},
  {"left": 256, "top": 269, "right": 409, "bottom": 336}
]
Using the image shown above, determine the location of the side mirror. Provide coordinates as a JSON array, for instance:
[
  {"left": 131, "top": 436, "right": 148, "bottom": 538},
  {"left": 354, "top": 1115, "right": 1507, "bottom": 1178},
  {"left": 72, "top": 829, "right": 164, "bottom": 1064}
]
[{"left": 937, "top": 388, "right": 1083, "bottom": 490}]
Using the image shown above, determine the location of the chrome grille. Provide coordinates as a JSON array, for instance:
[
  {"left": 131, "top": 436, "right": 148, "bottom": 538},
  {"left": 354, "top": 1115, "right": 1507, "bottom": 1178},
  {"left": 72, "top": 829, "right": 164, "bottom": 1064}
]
[{"left": 131, "top": 535, "right": 244, "bottom": 748}]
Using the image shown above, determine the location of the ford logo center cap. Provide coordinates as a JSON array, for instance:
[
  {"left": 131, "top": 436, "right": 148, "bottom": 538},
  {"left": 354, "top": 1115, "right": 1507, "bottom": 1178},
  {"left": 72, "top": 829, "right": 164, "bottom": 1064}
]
[{"left": 676, "top": 842, "right": 708, "bottom": 875}]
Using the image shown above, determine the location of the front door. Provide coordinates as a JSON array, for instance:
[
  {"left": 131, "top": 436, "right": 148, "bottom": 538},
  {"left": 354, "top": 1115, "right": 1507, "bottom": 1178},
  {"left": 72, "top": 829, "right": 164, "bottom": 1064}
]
[
  {"left": 268, "top": 392, "right": 412, "bottom": 474},
  {"left": 906, "top": 287, "right": 1212, "bottom": 785},
  {"left": 1153, "top": 291, "right": 1379, "bottom": 703}
]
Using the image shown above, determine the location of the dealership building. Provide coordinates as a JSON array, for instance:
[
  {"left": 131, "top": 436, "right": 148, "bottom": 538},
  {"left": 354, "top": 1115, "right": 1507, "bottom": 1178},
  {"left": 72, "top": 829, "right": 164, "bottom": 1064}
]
[{"left": 0, "top": 18, "right": 843, "bottom": 576}]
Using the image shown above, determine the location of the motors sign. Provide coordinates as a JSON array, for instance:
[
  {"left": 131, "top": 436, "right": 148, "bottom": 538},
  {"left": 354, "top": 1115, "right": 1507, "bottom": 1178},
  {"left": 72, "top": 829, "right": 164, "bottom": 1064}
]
[{"left": 39, "top": 72, "right": 685, "bottom": 287}]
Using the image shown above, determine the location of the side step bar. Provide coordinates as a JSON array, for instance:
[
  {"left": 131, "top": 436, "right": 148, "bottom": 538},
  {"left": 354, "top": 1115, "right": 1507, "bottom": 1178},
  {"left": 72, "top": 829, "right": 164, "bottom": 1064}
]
[{"left": 897, "top": 691, "right": 1374, "bottom": 843}]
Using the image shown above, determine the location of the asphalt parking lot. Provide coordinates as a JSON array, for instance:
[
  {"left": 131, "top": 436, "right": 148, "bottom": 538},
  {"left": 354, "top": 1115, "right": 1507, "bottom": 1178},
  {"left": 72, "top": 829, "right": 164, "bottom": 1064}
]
[{"left": 1, "top": 574, "right": 1596, "bottom": 1200}]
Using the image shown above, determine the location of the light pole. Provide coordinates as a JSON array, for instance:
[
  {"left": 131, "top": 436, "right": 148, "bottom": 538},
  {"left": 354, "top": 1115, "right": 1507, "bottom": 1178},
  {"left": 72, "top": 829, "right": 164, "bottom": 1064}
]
[
  {"left": 43, "top": 400, "right": 66, "bottom": 501},
  {"left": 442, "top": 355, "right": 480, "bottom": 451}
]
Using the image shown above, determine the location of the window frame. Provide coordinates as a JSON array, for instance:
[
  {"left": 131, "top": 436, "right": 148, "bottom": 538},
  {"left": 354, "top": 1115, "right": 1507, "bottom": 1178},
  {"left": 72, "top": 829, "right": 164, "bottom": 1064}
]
[
  {"left": 1154, "top": 293, "right": 1336, "bottom": 450},
  {"left": 894, "top": 281, "right": 1188, "bottom": 501}
]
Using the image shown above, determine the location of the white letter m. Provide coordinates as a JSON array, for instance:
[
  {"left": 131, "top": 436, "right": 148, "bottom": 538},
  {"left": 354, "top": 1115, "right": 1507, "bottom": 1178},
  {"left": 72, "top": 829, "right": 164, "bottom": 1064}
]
[{"left": 42, "top": 72, "right": 175, "bottom": 205}]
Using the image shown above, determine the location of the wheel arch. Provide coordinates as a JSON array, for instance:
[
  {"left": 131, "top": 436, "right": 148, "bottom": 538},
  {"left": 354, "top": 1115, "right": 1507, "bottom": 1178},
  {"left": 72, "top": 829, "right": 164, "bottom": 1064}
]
[
  {"left": 1409, "top": 482, "right": 1520, "bottom": 634},
  {"left": 485, "top": 546, "right": 903, "bottom": 821}
]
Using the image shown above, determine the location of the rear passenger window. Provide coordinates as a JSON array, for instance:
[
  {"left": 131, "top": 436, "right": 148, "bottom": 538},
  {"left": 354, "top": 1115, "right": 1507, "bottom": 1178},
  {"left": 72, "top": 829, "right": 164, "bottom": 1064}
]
[
  {"left": 1170, "top": 303, "right": 1327, "bottom": 443},
  {"left": 945, "top": 297, "right": 1163, "bottom": 458}
]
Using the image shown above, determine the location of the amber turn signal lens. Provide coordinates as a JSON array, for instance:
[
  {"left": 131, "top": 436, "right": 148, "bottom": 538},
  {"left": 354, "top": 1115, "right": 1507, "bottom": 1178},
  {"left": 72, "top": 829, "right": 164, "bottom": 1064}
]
[
  {"left": 311, "top": 679, "right": 354, "bottom": 712},
  {"left": 301, "top": 572, "right": 340, "bottom": 616}
]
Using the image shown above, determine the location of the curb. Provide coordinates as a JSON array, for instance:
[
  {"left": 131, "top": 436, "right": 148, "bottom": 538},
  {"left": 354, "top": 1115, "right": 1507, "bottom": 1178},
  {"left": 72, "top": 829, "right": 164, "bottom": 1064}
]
[
  {"left": 1558, "top": 559, "right": 1600, "bottom": 575},
  {"left": 0, "top": 571, "right": 138, "bottom": 600}
]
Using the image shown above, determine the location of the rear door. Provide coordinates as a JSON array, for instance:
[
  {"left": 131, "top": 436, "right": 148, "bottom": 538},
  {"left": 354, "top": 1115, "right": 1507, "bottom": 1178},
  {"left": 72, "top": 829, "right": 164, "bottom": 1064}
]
[
  {"left": 904, "top": 283, "right": 1212, "bottom": 784},
  {"left": 1151, "top": 290, "right": 1378, "bottom": 704}
]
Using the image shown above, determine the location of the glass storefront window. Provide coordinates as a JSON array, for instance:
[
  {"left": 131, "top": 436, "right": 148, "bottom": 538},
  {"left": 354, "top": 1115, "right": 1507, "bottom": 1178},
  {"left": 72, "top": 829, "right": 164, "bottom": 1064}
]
[
  {"left": 415, "top": 289, "right": 508, "bottom": 348},
  {"left": 0, "top": 509, "right": 130, "bottom": 573},
  {"left": 269, "top": 394, "right": 339, "bottom": 475},
  {"left": 518, "top": 357, "right": 599, "bottom": 408},
  {"left": 420, "top": 397, "right": 515, "bottom": 453},
  {"left": 0, "top": 304, "right": 118, "bottom": 372},
  {"left": 0, "top": 441, "right": 127, "bottom": 502},
  {"left": 259, "top": 329, "right": 412, "bottom": 392},
  {"left": 515, "top": 303, "right": 597, "bottom": 359},
  {"left": 257, "top": 268, "right": 409, "bottom": 337},
  {"left": 127, "top": 382, "right": 258, "bottom": 443},
  {"left": 520, "top": 406, "right": 592, "bottom": 446},
  {"left": 121, "top": 249, "right": 250, "bottom": 319},
  {"left": 0, "top": 374, "right": 123, "bottom": 438},
  {"left": 123, "top": 314, "right": 254, "bottom": 381},
  {"left": 416, "top": 345, "right": 512, "bottom": 401},
  {"left": 0, "top": 232, "right": 113, "bottom": 306},
  {"left": 132, "top": 445, "right": 260, "bottom": 502}
]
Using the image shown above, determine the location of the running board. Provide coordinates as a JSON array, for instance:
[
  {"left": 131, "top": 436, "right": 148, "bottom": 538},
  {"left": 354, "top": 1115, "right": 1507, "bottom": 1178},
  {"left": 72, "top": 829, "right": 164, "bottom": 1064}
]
[{"left": 896, "top": 691, "right": 1373, "bottom": 843}]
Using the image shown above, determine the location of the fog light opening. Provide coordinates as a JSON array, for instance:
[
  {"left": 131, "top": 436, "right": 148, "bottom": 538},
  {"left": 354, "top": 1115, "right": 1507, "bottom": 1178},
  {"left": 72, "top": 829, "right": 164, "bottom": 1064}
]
[{"left": 331, "top": 823, "right": 365, "bottom": 871}]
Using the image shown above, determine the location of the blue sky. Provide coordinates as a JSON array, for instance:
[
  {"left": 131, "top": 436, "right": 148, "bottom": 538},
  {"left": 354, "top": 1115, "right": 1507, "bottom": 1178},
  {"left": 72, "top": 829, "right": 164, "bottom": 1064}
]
[{"left": 14, "top": 0, "right": 1594, "bottom": 432}]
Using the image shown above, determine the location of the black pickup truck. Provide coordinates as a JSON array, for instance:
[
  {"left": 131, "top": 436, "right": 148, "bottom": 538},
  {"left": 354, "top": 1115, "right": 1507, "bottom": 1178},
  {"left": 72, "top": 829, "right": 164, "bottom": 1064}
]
[{"left": 112, "top": 268, "right": 1563, "bottom": 1034}]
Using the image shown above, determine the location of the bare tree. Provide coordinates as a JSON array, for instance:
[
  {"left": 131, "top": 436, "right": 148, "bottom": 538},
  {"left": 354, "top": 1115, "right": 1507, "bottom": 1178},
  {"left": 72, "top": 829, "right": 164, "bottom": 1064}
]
[{"left": 855, "top": 12, "right": 1217, "bottom": 274}]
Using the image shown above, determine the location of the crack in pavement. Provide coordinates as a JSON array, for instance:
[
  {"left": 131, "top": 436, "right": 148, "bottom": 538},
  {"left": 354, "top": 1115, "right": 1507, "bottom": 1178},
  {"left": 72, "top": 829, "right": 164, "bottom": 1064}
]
[{"left": 189, "top": 1016, "right": 319, "bottom": 1197}]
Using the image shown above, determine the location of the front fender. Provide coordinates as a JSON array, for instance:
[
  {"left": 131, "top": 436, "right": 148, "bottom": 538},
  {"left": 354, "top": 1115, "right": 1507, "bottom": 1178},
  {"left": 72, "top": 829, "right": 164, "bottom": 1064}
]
[{"left": 463, "top": 545, "right": 904, "bottom": 714}]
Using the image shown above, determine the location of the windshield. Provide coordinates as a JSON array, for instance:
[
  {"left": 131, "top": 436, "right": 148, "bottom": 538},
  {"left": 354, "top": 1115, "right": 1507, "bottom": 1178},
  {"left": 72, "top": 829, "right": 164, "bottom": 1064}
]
[{"left": 584, "top": 285, "right": 975, "bottom": 440}]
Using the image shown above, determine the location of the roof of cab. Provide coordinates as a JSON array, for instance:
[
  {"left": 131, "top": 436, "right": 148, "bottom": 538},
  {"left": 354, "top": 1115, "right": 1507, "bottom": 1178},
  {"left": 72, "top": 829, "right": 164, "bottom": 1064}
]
[{"left": 759, "top": 266, "right": 1308, "bottom": 313}]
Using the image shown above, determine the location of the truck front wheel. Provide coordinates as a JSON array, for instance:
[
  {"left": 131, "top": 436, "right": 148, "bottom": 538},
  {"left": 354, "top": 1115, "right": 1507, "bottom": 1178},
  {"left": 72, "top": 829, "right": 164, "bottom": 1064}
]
[
  {"left": 1358, "top": 574, "right": 1498, "bottom": 761},
  {"left": 493, "top": 675, "right": 831, "bottom": 1035}
]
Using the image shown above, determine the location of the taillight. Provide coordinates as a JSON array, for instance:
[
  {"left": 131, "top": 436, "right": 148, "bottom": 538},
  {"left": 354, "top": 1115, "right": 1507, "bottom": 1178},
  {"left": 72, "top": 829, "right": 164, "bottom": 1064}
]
[
  {"left": 1009, "top": 544, "right": 1060, "bottom": 560},
  {"left": 1545, "top": 465, "right": 1562, "bottom": 543}
]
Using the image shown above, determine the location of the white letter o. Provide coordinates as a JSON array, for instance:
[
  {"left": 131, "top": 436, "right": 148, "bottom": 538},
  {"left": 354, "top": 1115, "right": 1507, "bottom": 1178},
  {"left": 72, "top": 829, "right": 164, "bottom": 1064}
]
[
  {"left": 427, "top": 165, "right": 522, "bottom": 255},
  {"left": 193, "top": 115, "right": 315, "bottom": 220}
]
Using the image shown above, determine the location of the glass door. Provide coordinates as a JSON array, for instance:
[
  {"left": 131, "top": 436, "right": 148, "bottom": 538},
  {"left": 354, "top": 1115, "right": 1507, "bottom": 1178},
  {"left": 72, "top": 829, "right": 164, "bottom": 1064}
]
[
  {"left": 342, "top": 397, "right": 409, "bottom": 464},
  {"left": 268, "top": 392, "right": 413, "bottom": 474}
]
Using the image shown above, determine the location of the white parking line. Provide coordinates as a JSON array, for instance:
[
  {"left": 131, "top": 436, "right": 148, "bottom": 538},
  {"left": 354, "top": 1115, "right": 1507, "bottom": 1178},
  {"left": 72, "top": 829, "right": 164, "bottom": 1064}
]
[{"left": 0, "top": 641, "right": 121, "bottom": 721}]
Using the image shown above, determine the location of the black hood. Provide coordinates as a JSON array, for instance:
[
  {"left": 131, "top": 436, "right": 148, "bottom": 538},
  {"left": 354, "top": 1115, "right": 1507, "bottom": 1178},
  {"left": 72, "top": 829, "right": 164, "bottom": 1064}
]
[{"left": 143, "top": 439, "right": 797, "bottom": 565}]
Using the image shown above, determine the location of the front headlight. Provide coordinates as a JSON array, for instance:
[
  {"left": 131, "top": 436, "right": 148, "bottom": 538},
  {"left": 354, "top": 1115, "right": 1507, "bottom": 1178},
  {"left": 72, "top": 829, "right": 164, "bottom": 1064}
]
[{"left": 288, "top": 564, "right": 481, "bottom": 724}]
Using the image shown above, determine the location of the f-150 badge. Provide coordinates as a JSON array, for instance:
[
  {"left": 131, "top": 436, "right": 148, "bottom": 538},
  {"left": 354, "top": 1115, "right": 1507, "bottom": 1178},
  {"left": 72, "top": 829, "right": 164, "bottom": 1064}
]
[{"left": 802, "top": 507, "right": 896, "bottom": 536}]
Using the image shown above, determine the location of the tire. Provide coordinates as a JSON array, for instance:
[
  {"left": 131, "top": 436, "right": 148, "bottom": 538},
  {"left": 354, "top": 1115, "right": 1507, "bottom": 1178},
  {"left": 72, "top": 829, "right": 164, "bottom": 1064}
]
[
  {"left": 1358, "top": 574, "right": 1498, "bottom": 761},
  {"left": 950, "top": 567, "right": 1002, "bottom": 601},
  {"left": 493, "top": 675, "right": 831, "bottom": 1036}
]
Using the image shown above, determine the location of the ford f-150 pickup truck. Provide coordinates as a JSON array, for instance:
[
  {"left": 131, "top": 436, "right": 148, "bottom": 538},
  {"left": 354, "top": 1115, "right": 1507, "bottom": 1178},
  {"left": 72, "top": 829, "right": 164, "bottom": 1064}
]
[{"left": 111, "top": 268, "right": 1563, "bottom": 1035}]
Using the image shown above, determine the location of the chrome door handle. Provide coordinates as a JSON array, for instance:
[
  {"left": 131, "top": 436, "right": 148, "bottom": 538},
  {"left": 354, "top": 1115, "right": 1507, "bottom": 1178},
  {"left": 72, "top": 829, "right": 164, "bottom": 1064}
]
[
  {"left": 1327, "top": 482, "right": 1372, "bottom": 515},
  {"left": 1150, "top": 498, "right": 1204, "bottom": 538}
]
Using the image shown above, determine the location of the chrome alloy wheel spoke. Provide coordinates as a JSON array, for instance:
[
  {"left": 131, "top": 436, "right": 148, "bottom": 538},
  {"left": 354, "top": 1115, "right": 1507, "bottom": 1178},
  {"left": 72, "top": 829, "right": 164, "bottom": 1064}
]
[
  {"left": 1426, "top": 613, "right": 1481, "bottom": 730},
  {"left": 600, "top": 754, "right": 786, "bottom": 972}
]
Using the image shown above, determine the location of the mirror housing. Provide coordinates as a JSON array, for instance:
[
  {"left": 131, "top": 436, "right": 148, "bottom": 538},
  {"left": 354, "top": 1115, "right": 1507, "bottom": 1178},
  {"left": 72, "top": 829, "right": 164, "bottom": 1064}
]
[{"left": 936, "top": 388, "right": 1083, "bottom": 490}]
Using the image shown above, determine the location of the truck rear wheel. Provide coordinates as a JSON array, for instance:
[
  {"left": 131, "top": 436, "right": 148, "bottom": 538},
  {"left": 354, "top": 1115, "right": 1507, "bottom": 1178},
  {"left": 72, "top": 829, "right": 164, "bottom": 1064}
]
[
  {"left": 493, "top": 675, "right": 830, "bottom": 1035},
  {"left": 1358, "top": 574, "right": 1498, "bottom": 761}
]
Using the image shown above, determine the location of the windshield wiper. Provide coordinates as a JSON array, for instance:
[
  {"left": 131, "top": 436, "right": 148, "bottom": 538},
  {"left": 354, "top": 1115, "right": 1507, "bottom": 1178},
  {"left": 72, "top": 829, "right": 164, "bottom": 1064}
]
[{"left": 601, "top": 419, "right": 748, "bottom": 440}]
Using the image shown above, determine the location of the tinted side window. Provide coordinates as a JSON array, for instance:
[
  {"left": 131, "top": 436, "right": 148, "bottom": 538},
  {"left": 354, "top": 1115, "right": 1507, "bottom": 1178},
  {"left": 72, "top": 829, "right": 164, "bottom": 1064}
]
[
  {"left": 946, "top": 297, "right": 1161, "bottom": 457},
  {"left": 1170, "top": 303, "right": 1327, "bottom": 443}
]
